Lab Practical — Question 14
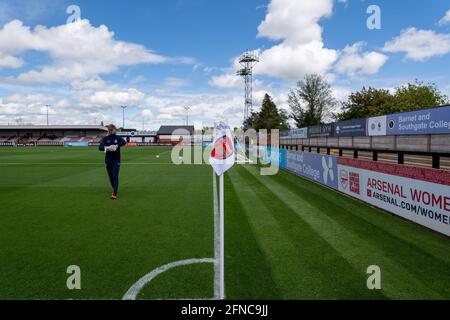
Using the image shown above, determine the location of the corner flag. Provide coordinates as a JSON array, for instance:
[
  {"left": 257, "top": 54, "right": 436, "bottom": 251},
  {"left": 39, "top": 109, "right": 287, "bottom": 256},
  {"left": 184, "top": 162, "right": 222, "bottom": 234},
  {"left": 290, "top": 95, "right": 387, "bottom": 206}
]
[
  {"left": 209, "top": 122, "right": 235, "bottom": 300},
  {"left": 209, "top": 122, "right": 235, "bottom": 176}
]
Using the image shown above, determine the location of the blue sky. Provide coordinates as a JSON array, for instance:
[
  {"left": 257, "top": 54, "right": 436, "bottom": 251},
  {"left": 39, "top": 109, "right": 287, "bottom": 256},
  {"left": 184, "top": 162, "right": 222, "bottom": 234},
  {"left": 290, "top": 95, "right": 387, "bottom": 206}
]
[{"left": 0, "top": 0, "right": 449, "bottom": 129}]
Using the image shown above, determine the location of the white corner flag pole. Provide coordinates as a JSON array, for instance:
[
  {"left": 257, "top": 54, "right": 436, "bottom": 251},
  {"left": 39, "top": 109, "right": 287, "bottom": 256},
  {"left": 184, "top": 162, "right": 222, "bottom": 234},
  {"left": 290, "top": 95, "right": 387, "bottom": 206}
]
[
  {"left": 219, "top": 173, "right": 225, "bottom": 300},
  {"left": 209, "top": 121, "right": 234, "bottom": 300}
]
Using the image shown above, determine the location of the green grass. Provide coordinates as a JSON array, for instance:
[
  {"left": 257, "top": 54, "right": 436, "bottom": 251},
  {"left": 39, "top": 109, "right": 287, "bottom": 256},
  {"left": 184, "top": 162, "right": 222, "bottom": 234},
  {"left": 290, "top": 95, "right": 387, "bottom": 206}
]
[{"left": 0, "top": 146, "right": 449, "bottom": 300}]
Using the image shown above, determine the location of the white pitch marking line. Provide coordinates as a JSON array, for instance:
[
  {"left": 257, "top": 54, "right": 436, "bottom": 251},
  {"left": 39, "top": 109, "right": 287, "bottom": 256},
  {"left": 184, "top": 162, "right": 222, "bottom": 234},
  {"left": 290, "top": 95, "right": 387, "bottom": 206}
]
[
  {"left": 0, "top": 163, "right": 185, "bottom": 165},
  {"left": 121, "top": 170, "right": 220, "bottom": 300},
  {"left": 121, "top": 172, "right": 220, "bottom": 301},
  {"left": 122, "top": 258, "right": 215, "bottom": 300}
]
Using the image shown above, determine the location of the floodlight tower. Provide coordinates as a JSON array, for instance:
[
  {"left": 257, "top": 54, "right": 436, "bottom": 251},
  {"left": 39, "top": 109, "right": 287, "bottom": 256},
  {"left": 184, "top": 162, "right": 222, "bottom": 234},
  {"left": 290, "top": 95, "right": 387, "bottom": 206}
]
[
  {"left": 121, "top": 106, "right": 127, "bottom": 129},
  {"left": 184, "top": 106, "right": 191, "bottom": 125},
  {"left": 45, "top": 104, "right": 51, "bottom": 126},
  {"left": 236, "top": 50, "right": 259, "bottom": 122}
]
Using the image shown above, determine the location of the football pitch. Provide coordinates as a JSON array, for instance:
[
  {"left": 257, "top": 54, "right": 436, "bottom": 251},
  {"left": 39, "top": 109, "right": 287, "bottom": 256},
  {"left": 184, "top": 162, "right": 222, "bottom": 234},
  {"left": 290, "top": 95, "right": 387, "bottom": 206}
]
[{"left": 0, "top": 146, "right": 449, "bottom": 300}]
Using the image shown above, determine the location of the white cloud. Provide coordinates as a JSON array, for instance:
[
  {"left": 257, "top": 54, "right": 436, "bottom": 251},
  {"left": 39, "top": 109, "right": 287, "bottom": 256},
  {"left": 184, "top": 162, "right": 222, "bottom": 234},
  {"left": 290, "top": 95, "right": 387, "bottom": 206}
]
[
  {"left": 141, "top": 109, "right": 153, "bottom": 119},
  {"left": 335, "top": 42, "right": 388, "bottom": 77},
  {"left": 331, "top": 86, "right": 351, "bottom": 102},
  {"left": 164, "top": 77, "right": 189, "bottom": 88},
  {"left": 2, "top": 93, "right": 54, "bottom": 109},
  {"left": 257, "top": 0, "right": 333, "bottom": 44},
  {"left": 383, "top": 28, "right": 450, "bottom": 61},
  {"left": 0, "top": 54, "right": 23, "bottom": 68},
  {"left": 144, "top": 92, "right": 246, "bottom": 128},
  {"left": 83, "top": 88, "right": 145, "bottom": 108},
  {"left": 0, "top": 92, "right": 114, "bottom": 126},
  {"left": 256, "top": 41, "right": 337, "bottom": 81},
  {"left": 254, "top": 0, "right": 337, "bottom": 81},
  {"left": 0, "top": 94, "right": 56, "bottom": 121},
  {"left": 209, "top": 73, "right": 243, "bottom": 89},
  {"left": 0, "top": 19, "right": 168, "bottom": 83},
  {"left": 71, "top": 76, "right": 107, "bottom": 90},
  {"left": 212, "top": 0, "right": 386, "bottom": 84},
  {"left": 438, "top": 9, "right": 450, "bottom": 26}
]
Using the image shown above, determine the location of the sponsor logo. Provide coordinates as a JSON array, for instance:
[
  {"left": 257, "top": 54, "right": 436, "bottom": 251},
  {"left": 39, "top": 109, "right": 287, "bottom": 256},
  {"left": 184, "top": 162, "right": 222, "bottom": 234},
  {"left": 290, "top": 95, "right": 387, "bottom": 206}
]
[
  {"left": 388, "top": 120, "right": 396, "bottom": 129},
  {"left": 322, "top": 157, "right": 335, "bottom": 184},
  {"left": 370, "top": 121, "right": 383, "bottom": 132},
  {"left": 340, "top": 169, "right": 349, "bottom": 190},
  {"left": 349, "top": 172, "right": 360, "bottom": 195},
  {"left": 211, "top": 135, "right": 234, "bottom": 160},
  {"left": 368, "top": 116, "right": 387, "bottom": 136}
]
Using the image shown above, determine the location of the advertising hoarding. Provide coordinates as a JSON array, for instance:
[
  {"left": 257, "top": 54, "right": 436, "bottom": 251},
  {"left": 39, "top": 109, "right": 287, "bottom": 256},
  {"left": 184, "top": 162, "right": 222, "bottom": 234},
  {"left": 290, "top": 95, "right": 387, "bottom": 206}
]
[
  {"left": 263, "top": 147, "right": 286, "bottom": 168},
  {"left": 64, "top": 142, "right": 89, "bottom": 147},
  {"left": 281, "top": 128, "right": 308, "bottom": 139},
  {"left": 337, "top": 157, "right": 450, "bottom": 236},
  {"left": 334, "top": 119, "right": 367, "bottom": 137},
  {"left": 290, "top": 128, "right": 308, "bottom": 139},
  {"left": 367, "top": 116, "right": 387, "bottom": 136},
  {"left": 386, "top": 106, "right": 450, "bottom": 135},
  {"left": 281, "top": 150, "right": 450, "bottom": 236},
  {"left": 308, "top": 124, "right": 334, "bottom": 138},
  {"left": 285, "top": 151, "right": 338, "bottom": 189}
]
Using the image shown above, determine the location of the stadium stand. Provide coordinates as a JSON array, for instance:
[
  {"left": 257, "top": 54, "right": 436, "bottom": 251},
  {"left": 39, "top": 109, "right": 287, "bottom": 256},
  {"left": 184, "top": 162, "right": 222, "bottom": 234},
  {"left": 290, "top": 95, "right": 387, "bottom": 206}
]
[
  {"left": 0, "top": 125, "right": 107, "bottom": 146},
  {"left": 0, "top": 125, "right": 195, "bottom": 147},
  {"left": 157, "top": 125, "right": 195, "bottom": 144}
]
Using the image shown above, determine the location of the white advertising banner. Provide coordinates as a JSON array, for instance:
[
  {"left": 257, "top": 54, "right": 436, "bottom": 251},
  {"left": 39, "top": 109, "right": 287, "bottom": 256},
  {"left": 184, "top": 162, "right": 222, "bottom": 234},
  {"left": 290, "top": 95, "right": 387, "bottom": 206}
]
[
  {"left": 367, "top": 115, "right": 387, "bottom": 136},
  {"left": 337, "top": 158, "right": 450, "bottom": 236}
]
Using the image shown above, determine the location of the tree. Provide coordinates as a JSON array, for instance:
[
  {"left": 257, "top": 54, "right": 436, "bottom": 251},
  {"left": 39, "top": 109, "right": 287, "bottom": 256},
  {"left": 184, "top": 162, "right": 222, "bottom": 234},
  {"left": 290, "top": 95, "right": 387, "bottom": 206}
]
[
  {"left": 393, "top": 80, "right": 448, "bottom": 112},
  {"left": 253, "top": 94, "right": 290, "bottom": 131},
  {"left": 278, "top": 109, "right": 290, "bottom": 131},
  {"left": 336, "top": 87, "right": 395, "bottom": 121},
  {"left": 243, "top": 111, "right": 259, "bottom": 130},
  {"left": 336, "top": 80, "right": 449, "bottom": 121},
  {"left": 289, "top": 73, "right": 336, "bottom": 128}
]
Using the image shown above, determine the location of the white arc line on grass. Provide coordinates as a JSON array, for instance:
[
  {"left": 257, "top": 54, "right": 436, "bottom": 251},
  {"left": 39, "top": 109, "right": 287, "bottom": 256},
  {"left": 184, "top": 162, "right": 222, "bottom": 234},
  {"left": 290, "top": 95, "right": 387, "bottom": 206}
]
[
  {"left": 122, "top": 171, "right": 220, "bottom": 300},
  {"left": 122, "top": 258, "right": 216, "bottom": 300}
]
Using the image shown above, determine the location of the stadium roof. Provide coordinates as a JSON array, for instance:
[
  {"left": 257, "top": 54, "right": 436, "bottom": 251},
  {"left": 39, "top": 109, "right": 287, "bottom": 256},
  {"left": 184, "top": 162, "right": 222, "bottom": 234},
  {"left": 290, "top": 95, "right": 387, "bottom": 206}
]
[
  {"left": 157, "top": 125, "right": 195, "bottom": 135},
  {"left": 0, "top": 125, "right": 107, "bottom": 130}
]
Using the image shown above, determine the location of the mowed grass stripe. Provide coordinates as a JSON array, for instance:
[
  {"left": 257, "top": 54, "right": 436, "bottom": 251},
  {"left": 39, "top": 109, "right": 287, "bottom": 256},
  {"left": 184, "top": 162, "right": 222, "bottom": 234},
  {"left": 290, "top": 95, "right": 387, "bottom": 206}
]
[
  {"left": 279, "top": 168, "right": 450, "bottom": 263},
  {"left": 0, "top": 147, "right": 101, "bottom": 163},
  {"left": 229, "top": 166, "right": 384, "bottom": 299},
  {"left": 1, "top": 147, "right": 449, "bottom": 299},
  {"left": 0, "top": 147, "right": 214, "bottom": 299},
  {"left": 271, "top": 168, "right": 450, "bottom": 298},
  {"left": 226, "top": 169, "right": 295, "bottom": 299},
  {"left": 0, "top": 147, "right": 173, "bottom": 189},
  {"left": 243, "top": 165, "right": 447, "bottom": 299},
  {"left": 220, "top": 171, "right": 281, "bottom": 299}
]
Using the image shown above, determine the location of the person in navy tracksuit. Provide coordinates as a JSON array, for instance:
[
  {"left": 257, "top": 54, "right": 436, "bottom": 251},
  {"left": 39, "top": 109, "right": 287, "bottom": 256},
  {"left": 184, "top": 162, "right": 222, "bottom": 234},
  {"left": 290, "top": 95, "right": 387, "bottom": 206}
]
[{"left": 99, "top": 124, "right": 127, "bottom": 200}]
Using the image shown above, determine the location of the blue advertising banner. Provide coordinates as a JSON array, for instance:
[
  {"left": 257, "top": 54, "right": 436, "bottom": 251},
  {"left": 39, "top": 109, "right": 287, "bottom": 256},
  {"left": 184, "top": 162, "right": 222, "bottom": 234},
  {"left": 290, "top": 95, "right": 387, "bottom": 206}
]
[
  {"left": 285, "top": 151, "right": 338, "bottom": 190},
  {"left": 386, "top": 106, "right": 450, "bottom": 135},
  {"left": 334, "top": 119, "right": 367, "bottom": 137},
  {"left": 263, "top": 147, "right": 286, "bottom": 169},
  {"left": 64, "top": 142, "right": 89, "bottom": 147},
  {"left": 280, "top": 128, "right": 307, "bottom": 139},
  {"left": 308, "top": 124, "right": 334, "bottom": 137},
  {"left": 290, "top": 128, "right": 308, "bottom": 138}
]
